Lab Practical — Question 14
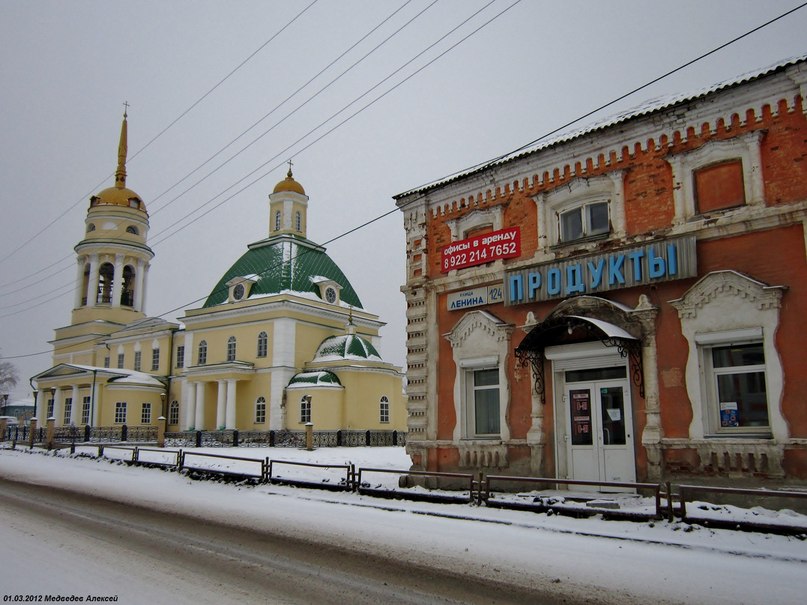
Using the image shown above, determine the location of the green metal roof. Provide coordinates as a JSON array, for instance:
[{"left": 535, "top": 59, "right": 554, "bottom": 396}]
[
  {"left": 203, "top": 235, "right": 363, "bottom": 308},
  {"left": 313, "top": 333, "right": 382, "bottom": 361},
  {"left": 288, "top": 370, "right": 342, "bottom": 386}
]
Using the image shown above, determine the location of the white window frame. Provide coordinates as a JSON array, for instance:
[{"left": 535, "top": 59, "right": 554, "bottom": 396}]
[
  {"left": 379, "top": 396, "right": 390, "bottom": 424},
  {"left": 114, "top": 402, "right": 127, "bottom": 424},
  {"left": 176, "top": 346, "right": 185, "bottom": 369},
  {"left": 82, "top": 396, "right": 91, "bottom": 425},
  {"left": 300, "top": 396, "right": 311, "bottom": 424},
  {"left": 257, "top": 332, "right": 268, "bottom": 358},
  {"left": 133, "top": 351, "right": 142, "bottom": 372},
  {"left": 227, "top": 336, "right": 236, "bottom": 362},
  {"left": 169, "top": 401, "right": 180, "bottom": 425},
  {"left": 446, "top": 310, "right": 512, "bottom": 442},
  {"left": 63, "top": 397, "right": 72, "bottom": 425},
  {"left": 535, "top": 173, "right": 625, "bottom": 250},
  {"left": 558, "top": 200, "right": 610, "bottom": 243},
  {"left": 151, "top": 347, "right": 160, "bottom": 371},
  {"left": 255, "top": 397, "right": 266, "bottom": 423},
  {"left": 698, "top": 337, "right": 769, "bottom": 435},
  {"left": 141, "top": 402, "right": 152, "bottom": 425},
  {"left": 670, "top": 271, "right": 786, "bottom": 440},
  {"left": 198, "top": 341, "right": 207, "bottom": 365},
  {"left": 465, "top": 366, "right": 501, "bottom": 437}
]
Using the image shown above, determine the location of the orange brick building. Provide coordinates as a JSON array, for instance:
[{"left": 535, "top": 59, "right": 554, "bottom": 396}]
[{"left": 394, "top": 55, "right": 807, "bottom": 486}]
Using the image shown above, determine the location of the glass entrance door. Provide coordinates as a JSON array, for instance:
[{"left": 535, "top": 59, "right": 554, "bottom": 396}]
[{"left": 566, "top": 377, "right": 635, "bottom": 485}]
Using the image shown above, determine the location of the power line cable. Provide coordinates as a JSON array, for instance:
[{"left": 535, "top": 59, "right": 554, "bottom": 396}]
[{"left": 0, "top": 0, "right": 320, "bottom": 269}]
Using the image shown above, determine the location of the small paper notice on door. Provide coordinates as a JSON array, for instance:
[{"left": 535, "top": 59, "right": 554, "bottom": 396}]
[{"left": 606, "top": 408, "right": 622, "bottom": 422}]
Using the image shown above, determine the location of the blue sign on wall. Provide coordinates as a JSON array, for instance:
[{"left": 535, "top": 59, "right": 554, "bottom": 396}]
[{"left": 505, "top": 236, "right": 696, "bottom": 305}]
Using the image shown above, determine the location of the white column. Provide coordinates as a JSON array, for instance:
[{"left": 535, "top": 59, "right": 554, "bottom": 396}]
[
  {"left": 225, "top": 379, "right": 237, "bottom": 429},
  {"left": 194, "top": 382, "right": 206, "bottom": 430},
  {"left": 111, "top": 254, "right": 124, "bottom": 308},
  {"left": 74, "top": 258, "right": 85, "bottom": 309},
  {"left": 140, "top": 264, "right": 150, "bottom": 314},
  {"left": 70, "top": 385, "right": 80, "bottom": 425},
  {"left": 34, "top": 389, "right": 45, "bottom": 422},
  {"left": 86, "top": 255, "right": 99, "bottom": 307},
  {"left": 184, "top": 382, "right": 196, "bottom": 430},
  {"left": 91, "top": 381, "right": 100, "bottom": 426},
  {"left": 216, "top": 380, "right": 226, "bottom": 429},
  {"left": 134, "top": 259, "right": 146, "bottom": 312},
  {"left": 53, "top": 388, "right": 63, "bottom": 425}
]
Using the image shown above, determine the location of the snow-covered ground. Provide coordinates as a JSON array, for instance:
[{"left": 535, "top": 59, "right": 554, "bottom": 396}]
[{"left": 1, "top": 445, "right": 807, "bottom": 604}]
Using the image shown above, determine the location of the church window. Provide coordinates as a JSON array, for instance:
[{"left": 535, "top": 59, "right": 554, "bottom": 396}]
[
  {"left": 47, "top": 398, "right": 54, "bottom": 419},
  {"left": 198, "top": 341, "right": 207, "bottom": 365},
  {"left": 128, "top": 198, "right": 140, "bottom": 209},
  {"left": 97, "top": 263, "right": 114, "bottom": 304},
  {"left": 126, "top": 225, "right": 139, "bottom": 235},
  {"left": 227, "top": 336, "right": 237, "bottom": 362},
  {"left": 82, "top": 396, "right": 91, "bottom": 425},
  {"left": 257, "top": 332, "right": 268, "bottom": 357},
  {"left": 141, "top": 403, "right": 152, "bottom": 424},
  {"left": 134, "top": 351, "right": 142, "bottom": 371},
  {"left": 87, "top": 223, "right": 95, "bottom": 233},
  {"left": 117, "top": 353, "right": 125, "bottom": 369},
  {"left": 300, "top": 396, "right": 311, "bottom": 423},
  {"left": 121, "top": 266, "right": 135, "bottom": 307},
  {"left": 176, "top": 346, "right": 185, "bottom": 369},
  {"left": 168, "top": 401, "right": 180, "bottom": 425},
  {"left": 274, "top": 210, "right": 281, "bottom": 231},
  {"left": 295, "top": 211, "right": 302, "bottom": 231},
  {"left": 114, "top": 402, "right": 127, "bottom": 424},
  {"left": 379, "top": 396, "right": 390, "bottom": 423},
  {"left": 63, "top": 397, "right": 72, "bottom": 425},
  {"left": 81, "top": 264, "right": 90, "bottom": 306},
  {"left": 104, "top": 356, "right": 110, "bottom": 368},
  {"left": 151, "top": 347, "right": 160, "bottom": 371},
  {"left": 255, "top": 397, "right": 266, "bottom": 423}
]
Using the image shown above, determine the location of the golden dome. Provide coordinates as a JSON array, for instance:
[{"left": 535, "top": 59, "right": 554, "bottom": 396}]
[
  {"left": 91, "top": 185, "right": 146, "bottom": 212},
  {"left": 273, "top": 167, "right": 305, "bottom": 195}
]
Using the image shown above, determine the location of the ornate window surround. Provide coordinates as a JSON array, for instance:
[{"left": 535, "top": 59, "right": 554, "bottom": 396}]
[
  {"left": 669, "top": 270, "right": 786, "bottom": 440},
  {"left": 445, "top": 310, "right": 513, "bottom": 441},
  {"left": 666, "top": 131, "right": 764, "bottom": 224},
  {"left": 533, "top": 173, "right": 626, "bottom": 250}
]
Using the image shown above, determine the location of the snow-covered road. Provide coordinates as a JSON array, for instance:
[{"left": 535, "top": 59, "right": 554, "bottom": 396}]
[{"left": 1, "top": 447, "right": 806, "bottom": 604}]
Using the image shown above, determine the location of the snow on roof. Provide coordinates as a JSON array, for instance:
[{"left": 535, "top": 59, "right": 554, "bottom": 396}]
[
  {"left": 396, "top": 54, "right": 807, "bottom": 198},
  {"left": 313, "top": 334, "right": 382, "bottom": 362}
]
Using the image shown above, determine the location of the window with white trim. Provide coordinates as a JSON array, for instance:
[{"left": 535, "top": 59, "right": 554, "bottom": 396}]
[
  {"left": 47, "top": 398, "right": 54, "bottom": 419},
  {"left": 379, "top": 396, "right": 390, "bottom": 424},
  {"left": 63, "top": 397, "right": 72, "bottom": 425},
  {"left": 227, "top": 336, "right": 237, "bottom": 362},
  {"left": 198, "top": 340, "right": 207, "bottom": 365},
  {"left": 169, "top": 401, "right": 180, "bottom": 425},
  {"left": 134, "top": 351, "right": 142, "bottom": 371},
  {"left": 117, "top": 353, "right": 125, "bottom": 369},
  {"left": 300, "top": 396, "right": 311, "bottom": 424},
  {"left": 114, "top": 402, "right": 127, "bottom": 424},
  {"left": 558, "top": 200, "right": 610, "bottom": 242},
  {"left": 255, "top": 397, "right": 266, "bottom": 423},
  {"left": 82, "top": 396, "right": 91, "bottom": 425},
  {"left": 141, "top": 403, "right": 152, "bottom": 425},
  {"left": 468, "top": 368, "right": 500, "bottom": 436},
  {"left": 701, "top": 341, "right": 769, "bottom": 433},
  {"left": 176, "top": 346, "right": 185, "bottom": 369},
  {"left": 151, "top": 347, "right": 160, "bottom": 371},
  {"left": 257, "top": 332, "right": 268, "bottom": 357}
]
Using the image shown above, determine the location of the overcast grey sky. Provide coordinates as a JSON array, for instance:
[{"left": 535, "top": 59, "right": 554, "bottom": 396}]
[{"left": 1, "top": 0, "right": 806, "bottom": 400}]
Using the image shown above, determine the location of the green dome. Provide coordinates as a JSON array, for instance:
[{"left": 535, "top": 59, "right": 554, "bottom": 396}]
[
  {"left": 313, "top": 333, "right": 382, "bottom": 362},
  {"left": 288, "top": 370, "right": 342, "bottom": 386},
  {"left": 203, "top": 236, "right": 362, "bottom": 308}
]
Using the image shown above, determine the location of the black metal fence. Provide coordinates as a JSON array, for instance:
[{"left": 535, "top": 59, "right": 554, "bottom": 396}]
[{"left": 164, "top": 429, "right": 406, "bottom": 448}]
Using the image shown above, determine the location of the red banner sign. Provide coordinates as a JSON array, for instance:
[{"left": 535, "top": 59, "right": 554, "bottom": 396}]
[{"left": 441, "top": 227, "right": 521, "bottom": 273}]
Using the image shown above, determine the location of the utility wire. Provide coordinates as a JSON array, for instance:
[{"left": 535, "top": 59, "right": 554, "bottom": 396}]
[
  {"left": 4, "top": 1, "right": 804, "bottom": 358},
  {"left": 0, "top": 0, "right": 319, "bottom": 268}
]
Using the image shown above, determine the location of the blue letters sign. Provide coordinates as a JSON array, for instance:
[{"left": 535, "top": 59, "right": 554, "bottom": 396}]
[{"left": 505, "top": 236, "right": 696, "bottom": 305}]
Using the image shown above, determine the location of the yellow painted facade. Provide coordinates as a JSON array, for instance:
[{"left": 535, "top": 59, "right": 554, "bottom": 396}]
[{"left": 33, "top": 119, "right": 406, "bottom": 436}]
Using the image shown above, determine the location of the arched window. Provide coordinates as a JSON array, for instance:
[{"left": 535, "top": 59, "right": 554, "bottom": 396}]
[
  {"left": 126, "top": 225, "right": 139, "bottom": 235},
  {"left": 274, "top": 210, "right": 281, "bottom": 231},
  {"left": 295, "top": 211, "right": 302, "bottom": 231},
  {"left": 168, "top": 401, "right": 180, "bottom": 425},
  {"left": 198, "top": 340, "right": 207, "bottom": 365},
  {"left": 121, "top": 265, "right": 135, "bottom": 306},
  {"left": 255, "top": 397, "right": 266, "bottom": 423},
  {"left": 227, "top": 336, "right": 236, "bottom": 362},
  {"left": 87, "top": 223, "right": 96, "bottom": 233},
  {"left": 380, "top": 396, "right": 390, "bottom": 423},
  {"left": 97, "top": 263, "right": 114, "bottom": 304},
  {"left": 257, "top": 331, "right": 268, "bottom": 357},
  {"left": 300, "top": 396, "right": 311, "bottom": 423}
]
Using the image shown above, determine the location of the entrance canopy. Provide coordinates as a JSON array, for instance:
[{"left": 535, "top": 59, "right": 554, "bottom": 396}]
[{"left": 515, "top": 314, "right": 643, "bottom": 401}]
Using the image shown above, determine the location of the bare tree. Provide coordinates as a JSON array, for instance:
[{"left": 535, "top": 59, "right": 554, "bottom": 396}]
[{"left": 1, "top": 356, "right": 19, "bottom": 396}]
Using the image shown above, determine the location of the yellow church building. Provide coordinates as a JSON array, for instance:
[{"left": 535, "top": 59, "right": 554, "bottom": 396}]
[{"left": 32, "top": 113, "right": 406, "bottom": 437}]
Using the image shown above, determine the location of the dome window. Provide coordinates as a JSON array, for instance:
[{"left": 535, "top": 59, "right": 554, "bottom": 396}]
[
  {"left": 126, "top": 225, "right": 139, "bottom": 235},
  {"left": 128, "top": 198, "right": 141, "bottom": 209},
  {"left": 87, "top": 223, "right": 96, "bottom": 233}
]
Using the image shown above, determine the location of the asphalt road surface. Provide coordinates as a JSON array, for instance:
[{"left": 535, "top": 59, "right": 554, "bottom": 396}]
[{"left": 0, "top": 479, "right": 615, "bottom": 605}]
